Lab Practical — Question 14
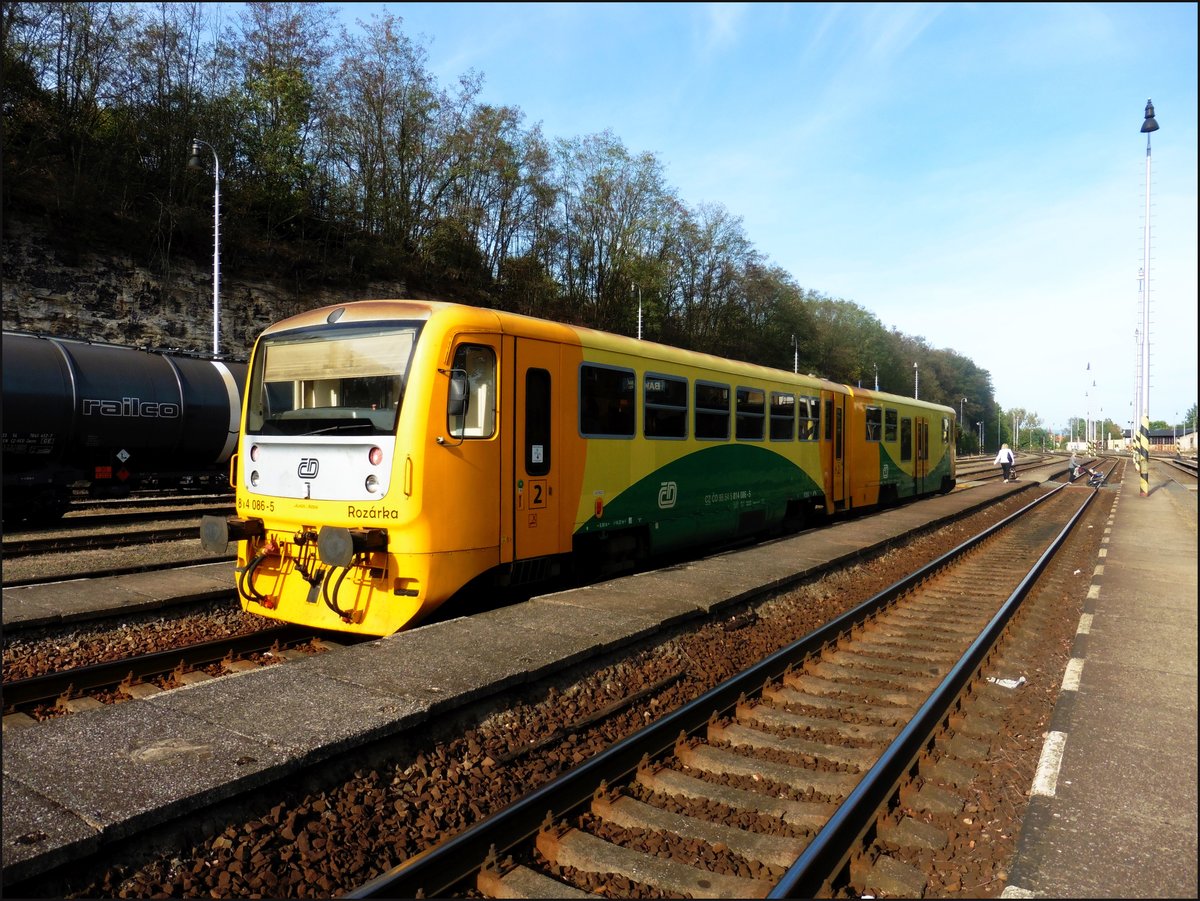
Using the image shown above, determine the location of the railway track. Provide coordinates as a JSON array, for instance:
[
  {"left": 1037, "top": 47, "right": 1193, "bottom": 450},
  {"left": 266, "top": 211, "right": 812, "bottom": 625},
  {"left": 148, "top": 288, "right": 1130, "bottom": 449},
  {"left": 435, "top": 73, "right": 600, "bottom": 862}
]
[
  {"left": 45, "top": 503, "right": 233, "bottom": 530},
  {"left": 66, "top": 491, "right": 233, "bottom": 512},
  {"left": 1159, "top": 455, "right": 1198, "bottom": 480},
  {"left": 2, "top": 503, "right": 235, "bottom": 585},
  {"left": 9, "top": 482, "right": 1106, "bottom": 899},
  {"left": 2, "top": 625, "right": 330, "bottom": 716},
  {"left": 349, "top": 483, "right": 1093, "bottom": 898},
  {"left": 955, "top": 453, "right": 1058, "bottom": 485},
  {"left": 3, "top": 522, "right": 223, "bottom": 557}
]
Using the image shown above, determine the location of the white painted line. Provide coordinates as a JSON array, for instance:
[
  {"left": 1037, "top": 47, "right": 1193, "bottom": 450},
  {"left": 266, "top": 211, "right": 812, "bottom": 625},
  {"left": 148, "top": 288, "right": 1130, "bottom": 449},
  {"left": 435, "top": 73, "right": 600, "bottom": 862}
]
[
  {"left": 1087, "top": 585, "right": 1101, "bottom": 599},
  {"left": 1093, "top": 565, "right": 1104, "bottom": 576},
  {"left": 1098, "top": 548, "right": 1108, "bottom": 557},
  {"left": 1061, "top": 658, "right": 1084, "bottom": 692},
  {"left": 1031, "top": 730, "right": 1068, "bottom": 797},
  {"left": 1077, "top": 613, "right": 1093, "bottom": 634}
]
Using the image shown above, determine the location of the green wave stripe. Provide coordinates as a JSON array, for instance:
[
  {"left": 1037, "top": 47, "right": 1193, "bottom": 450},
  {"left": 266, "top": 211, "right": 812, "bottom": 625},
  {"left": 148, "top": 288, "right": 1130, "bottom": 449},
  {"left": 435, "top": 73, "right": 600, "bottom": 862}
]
[
  {"left": 576, "top": 444, "right": 822, "bottom": 552},
  {"left": 879, "top": 445, "right": 953, "bottom": 495}
]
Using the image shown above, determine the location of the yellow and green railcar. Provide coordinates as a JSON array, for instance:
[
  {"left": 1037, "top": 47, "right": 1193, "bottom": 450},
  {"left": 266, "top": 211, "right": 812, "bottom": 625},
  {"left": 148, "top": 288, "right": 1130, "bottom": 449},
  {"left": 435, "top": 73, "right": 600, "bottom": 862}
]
[
  {"left": 201, "top": 300, "right": 956, "bottom": 636},
  {"left": 841, "top": 387, "right": 957, "bottom": 510}
]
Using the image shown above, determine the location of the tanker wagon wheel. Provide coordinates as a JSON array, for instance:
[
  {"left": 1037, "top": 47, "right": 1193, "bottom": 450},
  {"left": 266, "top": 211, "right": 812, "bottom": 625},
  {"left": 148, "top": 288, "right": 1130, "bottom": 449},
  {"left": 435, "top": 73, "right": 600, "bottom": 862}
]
[{"left": 3, "top": 488, "right": 70, "bottom": 526}]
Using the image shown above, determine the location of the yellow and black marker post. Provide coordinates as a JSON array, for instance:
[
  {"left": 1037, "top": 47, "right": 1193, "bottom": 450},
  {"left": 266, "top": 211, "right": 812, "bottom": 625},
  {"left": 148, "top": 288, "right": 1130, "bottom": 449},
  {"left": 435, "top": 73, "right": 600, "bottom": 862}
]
[{"left": 1138, "top": 415, "right": 1151, "bottom": 496}]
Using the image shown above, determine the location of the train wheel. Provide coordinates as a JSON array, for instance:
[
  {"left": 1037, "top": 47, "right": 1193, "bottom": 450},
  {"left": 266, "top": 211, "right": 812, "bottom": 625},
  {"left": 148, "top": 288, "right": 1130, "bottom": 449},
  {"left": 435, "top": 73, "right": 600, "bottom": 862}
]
[{"left": 3, "top": 488, "right": 69, "bottom": 526}]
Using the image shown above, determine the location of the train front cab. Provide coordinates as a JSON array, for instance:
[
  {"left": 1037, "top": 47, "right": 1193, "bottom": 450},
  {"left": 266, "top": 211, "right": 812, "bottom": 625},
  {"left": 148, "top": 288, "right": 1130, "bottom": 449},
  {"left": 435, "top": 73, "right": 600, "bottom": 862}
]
[{"left": 212, "top": 303, "right": 589, "bottom": 636}]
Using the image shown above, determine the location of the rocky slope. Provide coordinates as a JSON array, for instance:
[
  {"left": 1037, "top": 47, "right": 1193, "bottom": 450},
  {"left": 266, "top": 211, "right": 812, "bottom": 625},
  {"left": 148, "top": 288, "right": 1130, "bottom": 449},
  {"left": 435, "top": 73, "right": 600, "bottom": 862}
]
[{"left": 2, "top": 219, "right": 409, "bottom": 359}]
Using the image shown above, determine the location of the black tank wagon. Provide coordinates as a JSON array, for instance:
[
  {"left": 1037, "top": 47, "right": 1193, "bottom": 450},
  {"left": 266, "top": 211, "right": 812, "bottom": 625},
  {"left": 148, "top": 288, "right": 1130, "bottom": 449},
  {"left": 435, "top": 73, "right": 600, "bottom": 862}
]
[{"left": 2, "top": 331, "right": 247, "bottom": 524}]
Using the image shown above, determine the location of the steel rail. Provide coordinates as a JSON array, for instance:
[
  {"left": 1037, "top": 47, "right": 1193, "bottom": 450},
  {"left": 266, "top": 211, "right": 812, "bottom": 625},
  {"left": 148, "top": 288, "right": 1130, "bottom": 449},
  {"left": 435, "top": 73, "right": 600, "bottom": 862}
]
[
  {"left": 1, "top": 557, "right": 237, "bottom": 590},
  {"left": 3, "top": 525, "right": 210, "bottom": 557},
  {"left": 1, "top": 625, "right": 313, "bottom": 710},
  {"left": 348, "top": 483, "right": 1074, "bottom": 899},
  {"left": 9, "top": 504, "right": 235, "bottom": 533},
  {"left": 770, "top": 485, "right": 1095, "bottom": 896}
]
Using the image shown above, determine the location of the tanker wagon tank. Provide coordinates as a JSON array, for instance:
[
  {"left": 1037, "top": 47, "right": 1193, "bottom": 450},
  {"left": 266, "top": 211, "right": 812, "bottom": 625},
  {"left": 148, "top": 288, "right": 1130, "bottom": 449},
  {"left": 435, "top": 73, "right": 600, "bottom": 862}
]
[{"left": 2, "top": 331, "right": 247, "bottom": 524}]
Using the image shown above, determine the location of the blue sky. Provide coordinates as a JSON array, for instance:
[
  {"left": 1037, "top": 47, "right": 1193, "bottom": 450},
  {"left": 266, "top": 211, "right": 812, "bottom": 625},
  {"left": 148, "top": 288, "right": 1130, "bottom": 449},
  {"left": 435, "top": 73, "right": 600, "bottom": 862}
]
[{"left": 332, "top": 2, "right": 1197, "bottom": 433}]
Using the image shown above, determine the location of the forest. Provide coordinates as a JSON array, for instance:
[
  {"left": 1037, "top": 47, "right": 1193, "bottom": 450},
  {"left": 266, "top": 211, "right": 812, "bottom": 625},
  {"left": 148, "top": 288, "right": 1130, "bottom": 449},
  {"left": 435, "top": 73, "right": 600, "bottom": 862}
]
[{"left": 4, "top": 2, "right": 1139, "bottom": 451}]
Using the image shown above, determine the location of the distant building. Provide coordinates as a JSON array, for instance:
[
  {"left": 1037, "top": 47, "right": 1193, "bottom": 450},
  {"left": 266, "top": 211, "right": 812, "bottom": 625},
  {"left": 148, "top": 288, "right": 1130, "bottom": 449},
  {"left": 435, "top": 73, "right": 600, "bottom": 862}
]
[{"left": 1124, "top": 427, "right": 1196, "bottom": 454}]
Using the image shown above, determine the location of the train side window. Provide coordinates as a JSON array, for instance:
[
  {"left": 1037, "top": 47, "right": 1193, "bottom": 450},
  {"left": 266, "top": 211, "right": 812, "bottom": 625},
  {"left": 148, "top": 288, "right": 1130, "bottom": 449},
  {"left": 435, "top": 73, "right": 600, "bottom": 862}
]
[
  {"left": 736, "top": 387, "right": 765, "bottom": 441},
  {"left": 695, "top": 381, "right": 730, "bottom": 440},
  {"left": 644, "top": 373, "right": 688, "bottom": 439},
  {"left": 798, "top": 395, "right": 819, "bottom": 440},
  {"left": 865, "top": 405, "right": 882, "bottom": 442},
  {"left": 900, "top": 418, "right": 913, "bottom": 461},
  {"left": 448, "top": 344, "right": 496, "bottom": 439},
  {"left": 885, "top": 408, "right": 898, "bottom": 442},
  {"left": 580, "top": 364, "right": 635, "bottom": 438},
  {"left": 770, "top": 392, "right": 795, "bottom": 441},
  {"left": 824, "top": 399, "right": 833, "bottom": 440},
  {"left": 525, "top": 368, "right": 551, "bottom": 475},
  {"left": 942, "top": 417, "right": 951, "bottom": 444}
]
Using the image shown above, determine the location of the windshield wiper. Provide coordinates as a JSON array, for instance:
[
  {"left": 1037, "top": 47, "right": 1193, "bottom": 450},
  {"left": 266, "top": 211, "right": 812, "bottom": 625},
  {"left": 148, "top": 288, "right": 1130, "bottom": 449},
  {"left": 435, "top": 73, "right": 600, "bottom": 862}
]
[{"left": 305, "top": 421, "right": 377, "bottom": 435}]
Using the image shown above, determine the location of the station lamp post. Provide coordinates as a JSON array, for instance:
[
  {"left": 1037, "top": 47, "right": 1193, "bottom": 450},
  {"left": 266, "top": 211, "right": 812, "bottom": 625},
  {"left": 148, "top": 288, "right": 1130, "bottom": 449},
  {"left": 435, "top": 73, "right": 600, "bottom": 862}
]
[
  {"left": 959, "top": 398, "right": 967, "bottom": 453},
  {"left": 187, "top": 138, "right": 221, "bottom": 355},
  {"left": 977, "top": 421, "right": 983, "bottom": 454},
  {"left": 633, "top": 284, "right": 643, "bottom": 340},
  {"left": 913, "top": 362, "right": 919, "bottom": 399}
]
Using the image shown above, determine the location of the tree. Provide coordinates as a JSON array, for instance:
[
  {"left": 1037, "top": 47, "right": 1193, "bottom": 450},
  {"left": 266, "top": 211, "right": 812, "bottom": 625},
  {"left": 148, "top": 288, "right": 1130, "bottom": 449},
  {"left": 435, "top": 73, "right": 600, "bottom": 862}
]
[
  {"left": 3, "top": 1, "right": 137, "bottom": 213},
  {"left": 804, "top": 298, "right": 891, "bottom": 386},
  {"left": 553, "top": 131, "right": 673, "bottom": 333},
  {"left": 2, "top": 0, "right": 1018, "bottom": 402},
  {"left": 114, "top": 3, "right": 211, "bottom": 270},
  {"left": 227, "top": 1, "right": 337, "bottom": 248}
]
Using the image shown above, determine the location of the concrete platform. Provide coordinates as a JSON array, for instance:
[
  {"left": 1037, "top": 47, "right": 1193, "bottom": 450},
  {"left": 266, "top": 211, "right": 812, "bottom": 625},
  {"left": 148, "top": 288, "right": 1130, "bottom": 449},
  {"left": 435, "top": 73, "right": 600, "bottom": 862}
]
[
  {"left": 1003, "top": 471, "right": 1198, "bottom": 899},
  {"left": 2, "top": 562, "right": 233, "bottom": 630},
  {"left": 0, "top": 478, "right": 1034, "bottom": 888}
]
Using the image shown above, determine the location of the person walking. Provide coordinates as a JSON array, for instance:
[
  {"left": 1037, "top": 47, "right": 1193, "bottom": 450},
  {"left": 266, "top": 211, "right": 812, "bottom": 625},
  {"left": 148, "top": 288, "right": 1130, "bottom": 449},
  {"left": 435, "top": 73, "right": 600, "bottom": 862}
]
[
  {"left": 995, "top": 443, "right": 1015, "bottom": 482},
  {"left": 1069, "top": 451, "right": 1079, "bottom": 480}
]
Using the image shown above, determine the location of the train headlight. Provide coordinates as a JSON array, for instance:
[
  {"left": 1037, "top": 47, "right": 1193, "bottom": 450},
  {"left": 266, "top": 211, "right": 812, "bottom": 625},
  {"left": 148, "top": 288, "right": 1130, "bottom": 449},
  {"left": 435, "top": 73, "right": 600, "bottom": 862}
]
[
  {"left": 369, "top": 446, "right": 383, "bottom": 466},
  {"left": 250, "top": 444, "right": 260, "bottom": 461},
  {"left": 365, "top": 474, "right": 381, "bottom": 494},
  {"left": 250, "top": 470, "right": 260, "bottom": 487}
]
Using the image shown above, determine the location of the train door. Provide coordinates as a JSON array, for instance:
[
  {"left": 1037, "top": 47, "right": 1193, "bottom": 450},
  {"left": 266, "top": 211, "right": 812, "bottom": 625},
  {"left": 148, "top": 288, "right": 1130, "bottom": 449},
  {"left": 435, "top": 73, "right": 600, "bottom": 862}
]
[
  {"left": 443, "top": 336, "right": 503, "bottom": 559},
  {"left": 512, "top": 338, "right": 560, "bottom": 561},
  {"left": 824, "top": 393, "right": 846, "bottom": 510},
  {"left": 914, "top": 416, "right": 929, "bottom": 491}
]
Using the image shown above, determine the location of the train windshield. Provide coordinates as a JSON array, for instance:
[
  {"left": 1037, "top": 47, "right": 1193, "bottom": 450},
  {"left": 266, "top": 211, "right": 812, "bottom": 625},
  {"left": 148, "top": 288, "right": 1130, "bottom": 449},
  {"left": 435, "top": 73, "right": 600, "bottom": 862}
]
[{"left": 246, "top": 324, "right": 418, "bottom": 436}]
